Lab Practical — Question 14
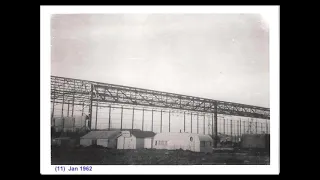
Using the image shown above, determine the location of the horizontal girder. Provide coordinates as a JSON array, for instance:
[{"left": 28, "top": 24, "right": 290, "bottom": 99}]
[{"left": 51, "top": 76, "right": 270, "bottom": 119}]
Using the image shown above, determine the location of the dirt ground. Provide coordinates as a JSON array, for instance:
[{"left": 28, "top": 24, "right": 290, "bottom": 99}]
[{"left": 51, "top": 146, "right": 270, "bottom": 165}]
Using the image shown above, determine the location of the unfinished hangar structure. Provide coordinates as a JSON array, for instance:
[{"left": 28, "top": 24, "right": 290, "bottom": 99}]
[{"left": 51, "top": 76, "right": 270, "bottom": 147}]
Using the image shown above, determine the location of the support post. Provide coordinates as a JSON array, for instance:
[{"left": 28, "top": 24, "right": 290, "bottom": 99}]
[
  {"left": 61, "top": 93, "right": 64, "bottom": 118},
  {"left": 231, "top": 119, "right": 233, "bottom": 142},
  {"left": 95, "top": 101, "right": 99, "bottom": 130},
  {"left": 71, "top": 93, "right": 75, "bottom": 117},
  {"left": 223, "top": 118, "right": 225, "bottom": 135},
  {"left": 243, "top": 120, "right": 246, "bottom": 134},
  {"left": 237, "top": 120, "right": 239, "bottom": 142},
  {"left": 240, "top": 119, "right": 242, "bottom": 136},
  {"left": 184, "top": 111, "right": 186, "bottom": 132},
  {"left": 266, "top": 119, "right": 268, "bottom": 134},
  {"left": 203, "top": 115, "right": 205, "bottom": 134},
  {"left": 51, "top": 90, "right": 55, "bottom": 122},
  {"left": 67, "top": 100, "right": 70, "bottom": 117},
  {"left": 120, "top": 106, "right": 123, "bottom": 130},
  {"left": 81, "top": 102, "right": 84, "bottom": 116},
  {"left": 211, "top": 114, "right": 213, "bottom": 136},
  {"left": 191, "top": 112, "right": 193, "bottom": 133},
  {"left": 151, "top": 110, "right": 154, "bottom": 132},
  {"left": 169, "top": 111, "right": 171, "bottom": 132},
  {"left": 256, "top": 119, "right": 258, "bottom": 134},
  {"left": 142, "top": 108, "right": 144, "bottom": 131},
  {"left": 108, "top": 105, "right": 111, "bottom": 130},
  {"left": 213, "top": 101, "right": 218, "bottom": 148},
  {"left": 71, "top": 80, "right": 75, "bottom": 117},
  {"left": 132, "top": 108, "right": 135, "bottom": 131},
  {"left": 197, "top": 113, "right": 199, "bottom": 134},
  {"left": 88, "top": 84, "right": 93, "bottom": 129},
  {"left": 160, "top": 110, "right": 162, "bottom": 133}
]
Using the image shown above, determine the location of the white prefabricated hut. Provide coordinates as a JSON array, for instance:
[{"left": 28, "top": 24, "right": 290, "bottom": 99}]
[
  {"left": 153, "top": 133, "right": 213, "bottom": 153},
  {"left": 80, "top": 130, "right": 121, "bottom": 148},
  {"left": 117, "top": 131, "right": 156, "bottom": 149}
]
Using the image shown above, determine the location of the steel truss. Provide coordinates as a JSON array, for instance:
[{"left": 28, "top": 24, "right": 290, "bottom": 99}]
[{"left": 51, "top": 76, "right": 270, "bottom": 119}]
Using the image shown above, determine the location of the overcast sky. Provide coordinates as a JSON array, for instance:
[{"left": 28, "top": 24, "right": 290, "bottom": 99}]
[{"left": 51, "top": 14, "right": 269, "bottom": 108}]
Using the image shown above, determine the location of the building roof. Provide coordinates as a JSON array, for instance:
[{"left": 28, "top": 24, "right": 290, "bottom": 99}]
[
  {"left": 100, "top": 128, "right": 141, "bottom": 131},
  {"left": 81, "top": 130, "right": 121, "bottom": 139},
  {"left": 198, "top": 134, "right": 213, "bottom": 142},
  {"left": 131, "top": 131, "right": 155, "bottom": 138},
  {"left": 153, "top": 132, "right": 213, "bottom": 142}
]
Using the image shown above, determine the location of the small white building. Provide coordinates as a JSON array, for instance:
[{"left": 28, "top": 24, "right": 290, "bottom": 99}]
[
  {"left": 117, "top": 131, "right": 156, "bottom": 149},
  {"left": 153, "top": 132, "right": 213, "bottom": 153},
  {"left": 80, "top": 130, "right": 121, "bottom": 148}
]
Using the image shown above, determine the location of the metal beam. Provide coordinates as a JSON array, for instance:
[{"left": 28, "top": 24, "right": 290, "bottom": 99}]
[
  {"left": 191, "top": 112, "right": 193, "bottom": 133},
  {"left": 120, "top": 106, "right": 123, "bottom": 130},
  {"left": 132, "top": 108, "right": 135, "bottom": 131},
  {"left": 95, "top": 100, "right": 99, "bottom": 130},
  {"left": 151, "top": 109, "right": 154, "bottom": 132},
  {"left": 51, "top": 76, "right": 270, "bottom": 119},
  {"left": 169, "top": 111, "right": 171, "bottom": 132},
  {"left": 184, "top": 112, "right": 186, "bottom": 132},
  {"left": 160, "top": 110, "right": 162, "bottom": 133},
  {"left": 71, "top": 93, "right": 75, "bottom": 117},
  {"left": 108, "top": 105, "right": 111, "bottom": 130},
  {"left": 197, "top": 113, "right": 199, "bottom": 134},
  {"left": 142, "top": 108, "right": 144, "bottom": 131},
  {"left": 203, "top": 115, "right": 205, "bottom": 135},
  {"left": 214, "top": 101, "right": 218, "bottom": 148},
  {"left": 88, "top": 84, "right": 93, "bottom": 129}
]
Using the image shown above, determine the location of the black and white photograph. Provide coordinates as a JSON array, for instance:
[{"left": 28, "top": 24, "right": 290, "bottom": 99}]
[{"left": 40, "top": 5, "right": 279, "bottom": 175}]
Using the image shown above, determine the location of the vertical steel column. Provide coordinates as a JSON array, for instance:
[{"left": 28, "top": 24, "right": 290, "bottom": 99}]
[
  {"left": 211, "top": 114, "right": 213, "bottom": 136},
  {"left": 191, "top": 112, "right": 193, "bottom": 133},
  {"left": 197, "top": 113, "right": 199, "bottom": 134},
  {"left": 203, "top": 115, "right": 205, "bottom": 134},
  {"left": 184, "top": 112, "right": 186, "bottom": 132},
  {"left": 142, "top": 108, "right": 144, "bottom": 131},
  {"left": 169, "top": 111, "right": 171, "bottom": 132},
  {"left": 71, "top": 93, "right": 75, "bottom": 117},
  {"left": 120, "top": 106, "right": 123, "bottom": 130},
  {"left": 108, "top": 105, "right": 111, "bottom": 130},
  {"left": 237, "top": 120, "right": 239, "bottom": 142},
  {"left": 151, "top": 110, "right": 154, "bottom": 132},
  {"left": 231, "top": 120, "right": 233, "bottom": 142},
  {"left": 240, "top": 119, "right": 242, "bottom": 136},
  {"left": 73, "top": 116, "right": 75, "bottom": 132},
  {"left": 266, "top": 119, "right": 268, "bottom": 134},
  {"left": 95, "top": 101, "right": 99, "bottom": 130},
  {"left": 160, "top": 110, "right": 162, "bottom": 133},
  {"left": 71, "top": 80, "right": 75, "bottom": 117},
  {"left": 51, "top": 90, "right": 55, "bottom": 122},
  {"left": 81, "top": 102, "right": 84, "bottom": 116},
  {"left": 61, "top": 93, "right": 64, "bottom": 117},
  {"left": 256, "top": 119, "right": 258, "bottom": 134},
  {"left": 89, "top": 84, "right": 93, "bottom": 129},
  {"left": 67, "top": 100, "right": 70, "bottom": 117},
  {"left": 132, "top": 108, "right": 135, "bottom": 131},
  {"left": 213, "top": 101, "right": 218, "bottom": 148},
  {"left": 223, "top": 118, "right": 225, "bottom": 135}
]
